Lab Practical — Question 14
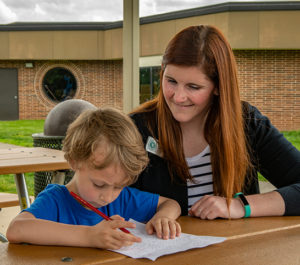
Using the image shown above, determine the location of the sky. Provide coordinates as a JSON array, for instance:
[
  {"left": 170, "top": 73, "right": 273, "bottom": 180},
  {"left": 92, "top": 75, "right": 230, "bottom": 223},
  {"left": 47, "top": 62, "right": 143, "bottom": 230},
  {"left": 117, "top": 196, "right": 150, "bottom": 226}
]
[{"left": 0, "top": 0, "right": 285, "bottom": 24}]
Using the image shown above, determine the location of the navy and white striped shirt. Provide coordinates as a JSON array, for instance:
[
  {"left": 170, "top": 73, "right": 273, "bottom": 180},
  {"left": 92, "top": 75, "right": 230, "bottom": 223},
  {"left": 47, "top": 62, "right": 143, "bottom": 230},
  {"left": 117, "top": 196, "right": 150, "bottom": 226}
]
[{"left": 186, "top": 145, "right": 213, "bottom": 210}]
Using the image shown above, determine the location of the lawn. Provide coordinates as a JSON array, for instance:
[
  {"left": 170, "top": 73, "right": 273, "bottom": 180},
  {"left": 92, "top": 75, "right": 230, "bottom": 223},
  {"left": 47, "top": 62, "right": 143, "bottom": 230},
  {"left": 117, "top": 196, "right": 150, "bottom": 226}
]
[
  {"left": 0, "top": 120, "right": 44, "bottom": 196},
  {"left": 0, "top": 120, "right": 299, "bottom": 196},
  {"left": 0, "top": 120, "right": 44, "bottom": 147}
]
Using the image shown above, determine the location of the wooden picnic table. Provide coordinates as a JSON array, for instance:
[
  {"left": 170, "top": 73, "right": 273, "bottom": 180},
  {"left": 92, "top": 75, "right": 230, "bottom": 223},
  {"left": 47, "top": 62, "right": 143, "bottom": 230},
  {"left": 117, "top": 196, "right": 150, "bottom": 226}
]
[
  {"left": 1, "top": 216, "right": 300, "bottom": 265},
  {"left": 0, "top": 147, "right": 70, "bottom": 210}
]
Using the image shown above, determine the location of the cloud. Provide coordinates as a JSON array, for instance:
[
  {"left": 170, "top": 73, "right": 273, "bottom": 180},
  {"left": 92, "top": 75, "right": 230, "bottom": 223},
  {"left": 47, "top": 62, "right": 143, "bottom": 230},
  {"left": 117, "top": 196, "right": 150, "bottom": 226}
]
[
  {"left": 0, "top": 0, "right": 284, "bottom": 24},
  {"left": 1, "top": 0, "right": 124, "bottom": 23},
  {"left": 34, "top": 4, "right": 46, "bottom": 16},
  {"left": 0, "top": 1, "right": 17, "bottom": 23}
]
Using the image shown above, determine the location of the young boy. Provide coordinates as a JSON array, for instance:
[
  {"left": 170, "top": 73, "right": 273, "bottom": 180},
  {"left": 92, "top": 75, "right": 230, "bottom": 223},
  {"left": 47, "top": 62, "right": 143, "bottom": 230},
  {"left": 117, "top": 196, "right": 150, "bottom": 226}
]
[{"left": 6, "top": 107, "right": 181, "bottom": 250}]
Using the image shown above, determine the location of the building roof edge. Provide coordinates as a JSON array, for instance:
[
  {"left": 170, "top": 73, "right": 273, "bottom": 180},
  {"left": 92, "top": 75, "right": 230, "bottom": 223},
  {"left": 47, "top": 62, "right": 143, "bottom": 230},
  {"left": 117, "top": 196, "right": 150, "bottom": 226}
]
[{"left": 0, "top": 1, "right": 299, "bottom": 31}]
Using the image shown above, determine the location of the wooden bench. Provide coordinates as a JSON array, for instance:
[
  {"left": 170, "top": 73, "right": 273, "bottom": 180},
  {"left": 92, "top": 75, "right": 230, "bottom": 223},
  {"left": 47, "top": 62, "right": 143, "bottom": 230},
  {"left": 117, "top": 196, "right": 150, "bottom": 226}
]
[
  {"left": 0, "top": 192, "right": 35, "bottom": 209},
  {"left": 0, "top": 192, "right": 21, "bottom": 243},
  {"left": 0, "top": 192, "right": 20, "bottom": 208}
]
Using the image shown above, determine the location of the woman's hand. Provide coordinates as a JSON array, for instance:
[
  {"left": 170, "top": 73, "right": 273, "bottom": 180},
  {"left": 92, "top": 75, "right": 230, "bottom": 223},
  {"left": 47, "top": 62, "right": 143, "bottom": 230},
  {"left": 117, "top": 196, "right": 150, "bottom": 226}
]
[
  {"left": 189, "top": 195, "right": 245, "bottom": 219},
  {"left": 89, "top": 215, "right": 141, "bottom": 249},
  {"left": 145, "top": 215, "right": 181, "bottom": 240}
]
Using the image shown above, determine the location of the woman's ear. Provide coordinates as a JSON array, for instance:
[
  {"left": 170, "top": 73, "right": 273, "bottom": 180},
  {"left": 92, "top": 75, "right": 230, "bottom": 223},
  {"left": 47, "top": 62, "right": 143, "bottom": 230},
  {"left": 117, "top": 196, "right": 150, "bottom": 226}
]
[{"left": 213, "top": 87, "right": 219, "bottom": 96}]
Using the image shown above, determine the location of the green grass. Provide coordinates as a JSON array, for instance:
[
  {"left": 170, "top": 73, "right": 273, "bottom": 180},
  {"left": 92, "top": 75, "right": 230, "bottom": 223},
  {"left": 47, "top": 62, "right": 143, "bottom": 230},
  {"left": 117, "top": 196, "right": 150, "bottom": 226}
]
[
  {"left": 0, "top": 120, "right": 299, "bottom": 195},
  {"left": 0, "top": 120, "right": 44, "bottom": 147},
  {"left": 282, "top": 131, "right": 300, "bottom": 150},
  {"left": 0, "top": 120, "right": 44, "bottom": 196}
]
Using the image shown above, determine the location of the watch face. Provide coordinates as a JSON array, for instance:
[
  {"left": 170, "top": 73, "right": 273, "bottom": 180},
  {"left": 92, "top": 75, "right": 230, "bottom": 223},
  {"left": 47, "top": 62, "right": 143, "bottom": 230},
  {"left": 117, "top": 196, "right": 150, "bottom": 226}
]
[{"left": 239, "top": 194, "right": 249, "bottom": 206}]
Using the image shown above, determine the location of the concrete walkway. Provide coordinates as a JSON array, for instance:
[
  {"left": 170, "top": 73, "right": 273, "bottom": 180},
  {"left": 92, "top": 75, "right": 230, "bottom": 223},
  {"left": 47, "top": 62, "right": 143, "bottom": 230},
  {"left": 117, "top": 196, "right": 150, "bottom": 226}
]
[{"left": 0, "top": 142, "right": 21, "bottom": 149}]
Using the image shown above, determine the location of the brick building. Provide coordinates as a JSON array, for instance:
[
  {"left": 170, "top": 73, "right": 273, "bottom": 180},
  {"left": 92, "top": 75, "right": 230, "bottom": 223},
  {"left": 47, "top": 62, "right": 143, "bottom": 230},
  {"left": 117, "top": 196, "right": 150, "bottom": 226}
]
[{"left": 0, "top": 1, "right": 299, "bottom": 131}]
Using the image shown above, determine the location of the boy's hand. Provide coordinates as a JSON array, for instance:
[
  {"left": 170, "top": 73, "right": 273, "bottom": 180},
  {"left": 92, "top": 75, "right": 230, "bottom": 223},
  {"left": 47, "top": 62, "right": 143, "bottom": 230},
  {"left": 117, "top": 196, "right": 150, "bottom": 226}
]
[
  {"left": 89, "top": 215, "right": 141, "bottom": 249},
  {"left": 145, "top": 215, "right": 181, "bottom": 240}
]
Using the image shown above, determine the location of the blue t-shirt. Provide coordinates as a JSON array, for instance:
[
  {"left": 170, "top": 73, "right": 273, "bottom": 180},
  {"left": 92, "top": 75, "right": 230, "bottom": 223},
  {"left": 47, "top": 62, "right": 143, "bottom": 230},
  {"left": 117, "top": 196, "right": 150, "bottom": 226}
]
[{"left": 24, "top": 184, "right": 159, "bottom": 226}]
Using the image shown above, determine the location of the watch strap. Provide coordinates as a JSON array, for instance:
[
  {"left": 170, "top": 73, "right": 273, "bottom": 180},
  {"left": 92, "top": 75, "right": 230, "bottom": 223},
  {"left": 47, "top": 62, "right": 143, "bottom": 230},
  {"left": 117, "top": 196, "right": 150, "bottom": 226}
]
[{"left": 234, "top": 192, "right": 251, "bottom": 218}]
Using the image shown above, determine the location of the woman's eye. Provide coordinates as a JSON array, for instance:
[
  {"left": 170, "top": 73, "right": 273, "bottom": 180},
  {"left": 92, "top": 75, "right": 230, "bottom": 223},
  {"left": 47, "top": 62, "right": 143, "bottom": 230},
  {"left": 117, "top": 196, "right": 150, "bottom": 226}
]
[
  {"left": 167, "top": 78, "right": 177, "bottom": 84},
  {"left": 188, "top": 84, "right": 200, "bottom": 90}
]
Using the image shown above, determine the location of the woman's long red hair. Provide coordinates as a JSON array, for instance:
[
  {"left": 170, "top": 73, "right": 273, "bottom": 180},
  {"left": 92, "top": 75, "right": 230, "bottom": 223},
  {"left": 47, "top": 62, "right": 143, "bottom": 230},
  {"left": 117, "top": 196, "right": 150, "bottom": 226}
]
[{"left": 132, "top": 25, "right": 251, "bottom": 203}]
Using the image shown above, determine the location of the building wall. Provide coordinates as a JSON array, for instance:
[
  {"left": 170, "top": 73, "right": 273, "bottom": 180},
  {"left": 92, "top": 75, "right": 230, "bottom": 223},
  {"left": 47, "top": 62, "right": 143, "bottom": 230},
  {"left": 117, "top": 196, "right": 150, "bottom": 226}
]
[
  {"left": 0, "top": 49, "right": 299, "bottom": 131},
  {"left": 235, "top": 50, "right": 300, "bottom": 131},
  {"left": 1, "top": 10, "right": 300, "bottom": 60},
  {"left": 0, "top": 60, "right": 123, "bottom": 120}
]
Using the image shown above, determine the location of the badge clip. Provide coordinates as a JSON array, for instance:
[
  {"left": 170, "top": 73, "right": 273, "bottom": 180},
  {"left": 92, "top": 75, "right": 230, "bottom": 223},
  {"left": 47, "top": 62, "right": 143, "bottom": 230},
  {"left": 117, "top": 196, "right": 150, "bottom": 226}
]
[{"left": 145, "top": 136, "right": 162, "bottom": 157}]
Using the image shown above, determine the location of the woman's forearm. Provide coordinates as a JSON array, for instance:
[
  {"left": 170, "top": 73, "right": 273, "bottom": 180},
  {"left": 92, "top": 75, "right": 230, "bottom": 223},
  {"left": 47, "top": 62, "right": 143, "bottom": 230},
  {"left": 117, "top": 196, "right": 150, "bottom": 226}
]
[{"left": 246, "top": 191, "right": 285, "bottom": 217}]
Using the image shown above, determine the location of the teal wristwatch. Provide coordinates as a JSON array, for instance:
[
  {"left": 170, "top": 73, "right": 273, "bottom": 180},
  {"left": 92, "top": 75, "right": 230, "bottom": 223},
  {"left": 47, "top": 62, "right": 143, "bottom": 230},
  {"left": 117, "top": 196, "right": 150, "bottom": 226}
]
[{"left": 234, "top": 192, "right": 251, "bottom": 218}]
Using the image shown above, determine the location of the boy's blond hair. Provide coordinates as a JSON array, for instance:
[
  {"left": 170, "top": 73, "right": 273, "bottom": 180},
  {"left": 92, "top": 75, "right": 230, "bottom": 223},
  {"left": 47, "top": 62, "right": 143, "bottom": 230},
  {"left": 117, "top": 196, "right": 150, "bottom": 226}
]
[{"left": 63, "top": 107, "right": 149, "bottom": 184}]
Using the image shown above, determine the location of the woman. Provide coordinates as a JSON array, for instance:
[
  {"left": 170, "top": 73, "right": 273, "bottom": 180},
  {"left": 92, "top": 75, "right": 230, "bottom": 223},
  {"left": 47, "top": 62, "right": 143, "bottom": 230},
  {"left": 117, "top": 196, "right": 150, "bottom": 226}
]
[{"left": 130, "top": 25, "right": 300, "bottom": 219}]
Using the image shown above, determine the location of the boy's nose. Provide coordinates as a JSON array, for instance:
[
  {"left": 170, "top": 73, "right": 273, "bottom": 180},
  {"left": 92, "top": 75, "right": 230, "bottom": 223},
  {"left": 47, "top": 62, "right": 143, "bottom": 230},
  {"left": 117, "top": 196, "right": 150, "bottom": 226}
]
[{"left": 100, "top": 189, "right": 114, "bottom": 204}]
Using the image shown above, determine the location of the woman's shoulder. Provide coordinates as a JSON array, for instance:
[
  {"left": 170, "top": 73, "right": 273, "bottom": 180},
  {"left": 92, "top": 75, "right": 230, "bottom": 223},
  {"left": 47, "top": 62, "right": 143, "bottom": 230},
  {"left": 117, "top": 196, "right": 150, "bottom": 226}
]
[
  {"left": 130, "top": 109, "right": 156, "bottom": 123},
  {"left": 130, "top": 111, "right": 147, "bottom": 122},
  {"left": 130, "top": 109, "right": 158, "bottom": 139},
  {"left": 130, "top": 100, "right": 157, "bottom": 121},
  {"left": 130, "top": 112, "right": 150, "bottom": 133},
  {"left": 242, "top": 101, "right": 273, "bottom": 130},
  {"left": 242, "top": 101, "right": 264, "bottom": 119}
]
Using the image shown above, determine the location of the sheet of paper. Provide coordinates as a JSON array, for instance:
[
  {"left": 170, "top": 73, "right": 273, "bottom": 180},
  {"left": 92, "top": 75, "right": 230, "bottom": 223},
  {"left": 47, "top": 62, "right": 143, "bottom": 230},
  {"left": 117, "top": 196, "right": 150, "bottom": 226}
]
[{"left": 111, "top": 219, "right": 226, "bottom": 261}]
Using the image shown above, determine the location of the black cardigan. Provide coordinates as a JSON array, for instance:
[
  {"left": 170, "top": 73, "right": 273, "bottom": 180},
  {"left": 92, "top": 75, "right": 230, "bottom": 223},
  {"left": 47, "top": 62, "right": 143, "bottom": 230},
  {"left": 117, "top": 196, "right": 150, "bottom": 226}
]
[{"left": 130, "top": 102, "right": 300, "bottom": 216}]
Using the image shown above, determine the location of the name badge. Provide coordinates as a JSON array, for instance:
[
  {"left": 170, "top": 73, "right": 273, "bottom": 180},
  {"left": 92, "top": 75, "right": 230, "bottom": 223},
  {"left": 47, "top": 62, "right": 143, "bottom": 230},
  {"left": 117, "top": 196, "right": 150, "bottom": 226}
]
[{"left": 146, "top": 136, "right": 162, "bottom": 157}]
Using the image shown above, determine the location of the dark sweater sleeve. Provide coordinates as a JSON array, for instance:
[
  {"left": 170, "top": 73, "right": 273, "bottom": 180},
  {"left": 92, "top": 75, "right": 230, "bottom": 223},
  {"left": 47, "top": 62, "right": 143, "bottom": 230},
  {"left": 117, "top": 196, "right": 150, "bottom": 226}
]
[{"left": 246, "top": 103, "right": 300, "bottom": 215}]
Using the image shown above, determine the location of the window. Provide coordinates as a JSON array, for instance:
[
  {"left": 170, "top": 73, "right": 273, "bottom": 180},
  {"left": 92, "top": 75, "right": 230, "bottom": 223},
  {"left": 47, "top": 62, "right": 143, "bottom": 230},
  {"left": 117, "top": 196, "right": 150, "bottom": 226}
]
[
  {"left": 42, "top": 67, "right": 77, "bottom": 102},
  {"left": 140, "top": 66, "right": 160, "bottom": 103}
]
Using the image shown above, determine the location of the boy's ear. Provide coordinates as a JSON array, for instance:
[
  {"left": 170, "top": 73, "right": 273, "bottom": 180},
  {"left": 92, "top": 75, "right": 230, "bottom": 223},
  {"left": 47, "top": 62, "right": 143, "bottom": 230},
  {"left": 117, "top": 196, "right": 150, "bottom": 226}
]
[{"left": 68, "top": 160, "right": 77, "bottom": 171}]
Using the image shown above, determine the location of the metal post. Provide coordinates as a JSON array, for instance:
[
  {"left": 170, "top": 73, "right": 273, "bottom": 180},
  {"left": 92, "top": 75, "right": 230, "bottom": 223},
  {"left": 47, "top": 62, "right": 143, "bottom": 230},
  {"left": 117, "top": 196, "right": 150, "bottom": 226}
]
[
  {"left": 123, "top": 0, "right": 140, "bottom": 113},
  {"left": 51, "top": 171, "right": 66, "bottom": 185},
  {"left": 14, "top": 173, "right": 31, "bottom": 210}
]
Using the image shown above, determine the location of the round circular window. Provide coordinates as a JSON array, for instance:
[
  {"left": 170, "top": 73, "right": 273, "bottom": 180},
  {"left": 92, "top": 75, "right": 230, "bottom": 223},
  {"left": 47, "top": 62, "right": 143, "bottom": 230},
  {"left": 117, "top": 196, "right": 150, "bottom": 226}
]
[{"left": 42, "top": 67, "right": 77, "bottom": 102}]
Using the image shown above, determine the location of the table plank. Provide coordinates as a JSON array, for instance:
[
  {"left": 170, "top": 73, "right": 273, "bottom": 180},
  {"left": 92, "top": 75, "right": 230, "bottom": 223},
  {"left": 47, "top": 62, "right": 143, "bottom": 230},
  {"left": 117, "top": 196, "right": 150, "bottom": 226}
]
[
  {"left": 0, "top": 147, "right": 71, "bottom": 209},
  {"left": 178, "top": 215, "right": 300, "bottom": 238},
  {"left": 105, "top": 226, "right": 300, "bottom": 265},
  {"left": 1, "top": 218, "right": 299, "bottom": 265},
  {"left": 0, "top": 148, "right": 70, "bottom": 174},
  {"left": 0, "top": 243, "right": 126, "bottom": 265},
  {"left": 0, "top": 148, "right": 63, "bottom": 156}
]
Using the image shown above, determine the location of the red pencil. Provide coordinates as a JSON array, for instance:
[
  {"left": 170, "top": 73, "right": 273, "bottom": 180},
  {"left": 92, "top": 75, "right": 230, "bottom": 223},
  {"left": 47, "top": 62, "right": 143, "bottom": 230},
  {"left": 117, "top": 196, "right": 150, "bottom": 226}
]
[{"left": 70, "top": 191, "right": 130, "bottom": 234}]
